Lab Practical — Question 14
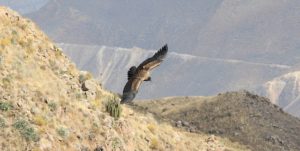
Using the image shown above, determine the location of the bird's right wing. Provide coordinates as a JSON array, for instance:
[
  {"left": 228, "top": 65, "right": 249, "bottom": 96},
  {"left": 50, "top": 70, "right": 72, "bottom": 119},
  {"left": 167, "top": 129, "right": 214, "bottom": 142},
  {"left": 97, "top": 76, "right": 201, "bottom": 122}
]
[
  {"left": 127, "top": 66, "right": 137, "bottom": 80},
  {"left": 123, "top": 77, "right": 143, "bottom": 93}
]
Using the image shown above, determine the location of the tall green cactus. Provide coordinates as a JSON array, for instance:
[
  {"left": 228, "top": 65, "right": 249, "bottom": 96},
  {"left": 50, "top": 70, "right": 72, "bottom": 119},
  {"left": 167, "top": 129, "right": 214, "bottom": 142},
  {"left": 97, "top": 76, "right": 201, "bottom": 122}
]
[{"left": 106, "top": 98, "right": 122, "bottom": 119}]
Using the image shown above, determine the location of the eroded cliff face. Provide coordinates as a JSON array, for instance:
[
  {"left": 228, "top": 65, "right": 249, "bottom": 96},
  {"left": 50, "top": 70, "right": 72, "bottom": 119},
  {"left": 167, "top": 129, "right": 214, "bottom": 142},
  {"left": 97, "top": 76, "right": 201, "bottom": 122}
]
[
  {"left": 59, "top": 43, "right": 288, "bottom": 99},
  {"left": 260, "top": 71, "right": 300, "bottom": 117}
]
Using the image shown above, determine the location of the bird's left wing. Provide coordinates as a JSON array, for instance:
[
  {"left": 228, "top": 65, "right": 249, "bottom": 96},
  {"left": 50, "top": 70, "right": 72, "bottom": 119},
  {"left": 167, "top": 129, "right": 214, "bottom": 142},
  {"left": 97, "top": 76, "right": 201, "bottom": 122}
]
[{"left": 137, "top": 44, "right": 168, "bottom": 71}]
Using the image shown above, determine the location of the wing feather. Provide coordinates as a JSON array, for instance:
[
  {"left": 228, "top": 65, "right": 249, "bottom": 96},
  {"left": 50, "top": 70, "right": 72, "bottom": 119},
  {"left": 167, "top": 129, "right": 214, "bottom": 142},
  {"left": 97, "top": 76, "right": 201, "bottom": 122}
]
[
  {"left": 131, "top": 78, "right": 143, "bottom": 91},
  {"left": 122, "top": 78, "right": 143, "bottom": 93},
  {"left": 137, "top": 44, "right": 168, "bottom": 71}
]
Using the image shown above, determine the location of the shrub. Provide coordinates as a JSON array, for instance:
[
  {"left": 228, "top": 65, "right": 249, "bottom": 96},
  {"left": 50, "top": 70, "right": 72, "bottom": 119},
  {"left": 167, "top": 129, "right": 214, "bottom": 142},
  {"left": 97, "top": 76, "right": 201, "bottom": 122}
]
[
  {"left": 11, "top": 30, "right": 18, "bottom": 35},
  {"left": 2, "top": 77, "right": 11, "bottom": 89},
  {"left": 20, "top": 24, "right": 27, "bottom": 30},
  {"left": 0, "top": 102, "right": 12, "bottom": 111},
  {"left": 91, "top": 99, "right": 101, "bottom": 109},
  {"left": 48, "top": 102, "right": 57, "bottom": 111},
  {"left": 105, "top": 98, "right": 122, "bottom": 119},
  {"left": 0, "top": 117, "right": 5, "bottom": 128},
  {"left": 147, "top": 124, "right": 156, "bottom": 134},
  {"left": 150, "top": 137, "right": 159, "bottom": 149},
  {"left": 79, "top": 71, "right": 93, "bottom": 83},
  {"left": 33, "top": 115, "right": 47, "bottom": 126},
  {"left": 13, "top": 119, "right": 39, "bottom": 142},
  {"left": 112, "top": 137, "right": 122, "bottom": 150},
  {"left": 57, "top": 127, "right": 68, "bottom": 138},
  {"left": 18, "top": 39, "right": 27, "bottom": 47},
  {"left": 0, "top": 37, "right": 11, "bottom": 48},
  {"left": 26, "top": 48, "right": 35, "bottom": 54},
  {"left": 79, "top": 72, "right": 93, "bottom": 83},
  {"left": 10, "top": 38, "right": 17, "bottom": 45}
]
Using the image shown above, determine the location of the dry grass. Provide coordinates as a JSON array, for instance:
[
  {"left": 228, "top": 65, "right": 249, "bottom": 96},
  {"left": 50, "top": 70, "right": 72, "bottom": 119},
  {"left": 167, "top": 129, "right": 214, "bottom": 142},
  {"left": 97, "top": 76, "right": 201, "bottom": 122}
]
[
  {"left": 150, "top": 137, "right": 159, "bottom": 149},
  {"left": 90, "top": 99, "right": 101, "bottom": 109},
  {"left": 33, "top": 115, "right": 47, "bottom": 126},
  {"left": 147, "top": 123, "right": 156, "bottom": 134}
]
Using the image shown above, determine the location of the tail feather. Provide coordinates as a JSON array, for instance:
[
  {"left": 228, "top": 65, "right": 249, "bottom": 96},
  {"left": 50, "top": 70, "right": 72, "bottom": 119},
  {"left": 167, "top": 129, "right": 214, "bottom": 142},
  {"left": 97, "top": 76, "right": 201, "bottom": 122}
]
[{"left": 121, "top": 92, "right": 136, "bottom": 104}]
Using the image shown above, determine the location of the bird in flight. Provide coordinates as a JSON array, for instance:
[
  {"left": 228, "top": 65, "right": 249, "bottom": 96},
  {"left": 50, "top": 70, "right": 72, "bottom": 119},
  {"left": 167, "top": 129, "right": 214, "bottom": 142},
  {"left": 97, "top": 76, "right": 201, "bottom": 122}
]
[{"left": 121, "top": 44, "right": 168, "bottom": 104}]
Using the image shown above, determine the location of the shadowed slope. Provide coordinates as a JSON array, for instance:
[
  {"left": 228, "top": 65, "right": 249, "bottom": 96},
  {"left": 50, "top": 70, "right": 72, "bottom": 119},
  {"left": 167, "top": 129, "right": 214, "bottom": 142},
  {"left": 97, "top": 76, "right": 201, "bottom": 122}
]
[{"left": 134, "top": 91, "right": 300, "bottom": 151}]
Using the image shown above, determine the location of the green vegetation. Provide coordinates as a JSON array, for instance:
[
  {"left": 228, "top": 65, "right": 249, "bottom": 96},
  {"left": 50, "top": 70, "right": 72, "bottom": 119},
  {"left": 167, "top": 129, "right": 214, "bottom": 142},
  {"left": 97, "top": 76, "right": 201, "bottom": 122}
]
[
  {"left": 79, "top": 72, "right": 93, "bottom": 83},
  {"left": 105, "top": 98, "right": 122, "bottom": 119},
  {"left": 11, "top": 30, "right": 18, "bottom": 35},
  {"left": 0, "top": 117, "right": 6, "bottom": 128},
  {"left": 48, "top": 102, "right": 57, "bottom": 111},
  {"left": 13, "top": 119, "right": 39, "bottom": 142},
  {"left": 57, "top": 127, "right": 68, "bottom": 138},
  {"left": 2, "top": 77, "right": 11, "bottom": 89},
  {"left": 112, "top": 137, "right": 122, "bottom": 150},
  {"left": 0, "top": 101, "right": 13, "bottom": 111}
]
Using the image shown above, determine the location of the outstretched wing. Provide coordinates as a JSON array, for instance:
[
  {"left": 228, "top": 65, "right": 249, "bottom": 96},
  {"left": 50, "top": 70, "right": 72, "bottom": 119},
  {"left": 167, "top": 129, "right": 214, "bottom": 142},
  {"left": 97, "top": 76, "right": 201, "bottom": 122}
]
[{"left": 137, "top": 44, "right": 168, "bottom": 71}]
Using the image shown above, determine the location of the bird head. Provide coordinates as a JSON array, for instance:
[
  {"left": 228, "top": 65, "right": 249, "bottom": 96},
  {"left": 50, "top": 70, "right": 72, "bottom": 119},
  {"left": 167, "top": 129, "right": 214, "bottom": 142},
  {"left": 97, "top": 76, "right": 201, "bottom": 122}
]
[{"left": 144, "top": 77, "right": 151, "bottom": 81}]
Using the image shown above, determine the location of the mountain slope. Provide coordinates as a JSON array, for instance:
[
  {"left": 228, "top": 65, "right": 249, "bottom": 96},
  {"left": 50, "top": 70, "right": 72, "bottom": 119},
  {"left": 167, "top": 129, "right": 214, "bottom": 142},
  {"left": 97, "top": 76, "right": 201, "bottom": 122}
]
[
  {"left": 134, "top": 91, "right": 300, "bottom": 151},
  {"left": 26, "top": 0, "right": 300, "bottom": 65},
  {"left": 0, "top": 7, "right": 248, "bottom": 151},
  {"left": 59, "top": 43, "right": 289, "bottom": 99},
  {"left": 259, "top": 71, "right": 300, "bottom": 117}
]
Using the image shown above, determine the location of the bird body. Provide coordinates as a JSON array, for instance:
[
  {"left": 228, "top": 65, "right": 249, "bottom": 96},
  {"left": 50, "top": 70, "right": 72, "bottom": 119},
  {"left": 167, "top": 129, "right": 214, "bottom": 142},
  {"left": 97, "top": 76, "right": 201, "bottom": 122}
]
[{"left": 121, "top": 44, "right": 168, "bottom": 104}]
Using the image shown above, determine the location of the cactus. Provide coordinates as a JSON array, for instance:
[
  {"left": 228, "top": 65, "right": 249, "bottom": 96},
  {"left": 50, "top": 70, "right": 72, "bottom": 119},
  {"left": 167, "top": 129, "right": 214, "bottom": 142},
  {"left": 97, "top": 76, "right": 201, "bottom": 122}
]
[{"left": 105, "top": 98, "right": 122, "bottom": 119}]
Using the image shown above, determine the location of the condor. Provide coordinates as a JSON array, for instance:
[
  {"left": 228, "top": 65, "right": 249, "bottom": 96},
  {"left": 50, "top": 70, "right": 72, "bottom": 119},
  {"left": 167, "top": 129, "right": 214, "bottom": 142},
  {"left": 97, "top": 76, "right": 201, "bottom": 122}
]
[{"left": 121, "top": 44, "right": 168, "bottom": 104}]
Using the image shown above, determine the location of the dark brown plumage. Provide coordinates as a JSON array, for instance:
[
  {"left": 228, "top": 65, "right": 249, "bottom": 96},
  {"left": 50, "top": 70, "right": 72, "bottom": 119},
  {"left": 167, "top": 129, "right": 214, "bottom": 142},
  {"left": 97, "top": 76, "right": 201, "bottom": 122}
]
[{"left": 121, "top": 44, "right": 168, "bottom": 104}]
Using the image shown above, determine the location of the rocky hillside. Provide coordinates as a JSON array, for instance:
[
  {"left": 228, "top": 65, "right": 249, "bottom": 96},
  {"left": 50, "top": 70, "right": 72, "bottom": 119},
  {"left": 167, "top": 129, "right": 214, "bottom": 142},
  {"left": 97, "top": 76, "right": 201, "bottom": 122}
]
[
  {"left": 0, "top": 7, "right": 248, "bottom": 151},
  {"left": 59, "top": 43, "right": 288, "bottom": 99},
  {"left": 134, "top": 91, "right": 300, "bottom": 151},
  {"left": 259, "top": 71, "right": 300, "bottom": 118}
]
